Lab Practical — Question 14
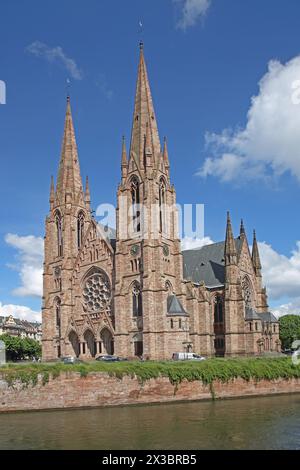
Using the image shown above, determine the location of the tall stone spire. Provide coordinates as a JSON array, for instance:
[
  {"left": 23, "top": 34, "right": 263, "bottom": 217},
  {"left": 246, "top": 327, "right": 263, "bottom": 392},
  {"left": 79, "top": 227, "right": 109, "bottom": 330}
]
[
  {"left": 240, "top": 219, "right": 246, "bottom": 237},
  {"left": 55, "top": 96, "right": 84, "bottom": 204},
  {"left": 130, "top": 43, "right": 161, "bottom": 169},
  {"left": 225, "top": 212, "right": 237, "bottom": 265},
  {"left": 252, "top": 230, "right": 262, "bottom": 274}
]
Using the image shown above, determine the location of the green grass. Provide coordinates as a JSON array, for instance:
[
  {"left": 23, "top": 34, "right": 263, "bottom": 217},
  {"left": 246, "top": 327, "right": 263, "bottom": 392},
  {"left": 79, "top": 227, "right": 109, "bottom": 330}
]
[{"left": 0, "top": 357, "right": 300, "bottom": 389}]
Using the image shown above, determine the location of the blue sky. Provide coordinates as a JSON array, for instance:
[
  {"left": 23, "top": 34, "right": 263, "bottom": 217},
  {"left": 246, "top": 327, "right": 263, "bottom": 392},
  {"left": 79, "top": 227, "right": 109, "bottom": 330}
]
[{"left": 1, "top": 0, "right": 300, "bottom": 320}]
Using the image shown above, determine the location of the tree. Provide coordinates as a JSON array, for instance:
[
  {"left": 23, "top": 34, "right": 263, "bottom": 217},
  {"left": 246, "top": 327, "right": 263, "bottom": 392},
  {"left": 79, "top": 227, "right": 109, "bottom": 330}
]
[
  {"left": 279, "top": 315, "right": 300, "bottom": 349},
  {"left": 0, "top": 334, "right": 41, "bottom": 361}
]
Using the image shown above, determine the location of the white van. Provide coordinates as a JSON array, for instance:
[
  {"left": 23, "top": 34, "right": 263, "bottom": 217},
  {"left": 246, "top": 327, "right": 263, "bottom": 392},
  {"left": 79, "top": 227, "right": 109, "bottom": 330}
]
[{"left": 172, "top": 352, "right": 206, "bottom": 361}]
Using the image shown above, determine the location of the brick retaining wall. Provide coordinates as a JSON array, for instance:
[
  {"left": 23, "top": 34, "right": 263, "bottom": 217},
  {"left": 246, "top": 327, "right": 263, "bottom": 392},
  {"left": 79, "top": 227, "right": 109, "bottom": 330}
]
[{"left": 0, "top": 373, "right": 300, "bottom": 412}]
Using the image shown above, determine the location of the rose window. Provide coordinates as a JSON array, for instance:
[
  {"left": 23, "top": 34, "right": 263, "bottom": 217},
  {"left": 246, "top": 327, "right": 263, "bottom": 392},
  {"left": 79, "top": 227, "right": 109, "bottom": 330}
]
[{"left": 83, "top": 273, "right": 111, "bottom": 311}]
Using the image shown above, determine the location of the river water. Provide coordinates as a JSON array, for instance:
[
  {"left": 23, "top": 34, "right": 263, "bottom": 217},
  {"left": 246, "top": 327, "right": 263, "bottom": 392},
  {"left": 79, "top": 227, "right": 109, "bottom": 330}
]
[{"left": 0, "top": 394, "right": 300, "bottom": 450}]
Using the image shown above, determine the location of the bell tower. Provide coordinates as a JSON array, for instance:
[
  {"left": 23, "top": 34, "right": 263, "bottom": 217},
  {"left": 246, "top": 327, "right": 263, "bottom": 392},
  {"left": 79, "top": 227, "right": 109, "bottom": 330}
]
[
  {"left": 42, "top": 97, "right": 91, "bottom": 361},
  {"left": 114, "top": 44, "right": 189, "bottom": 360}
]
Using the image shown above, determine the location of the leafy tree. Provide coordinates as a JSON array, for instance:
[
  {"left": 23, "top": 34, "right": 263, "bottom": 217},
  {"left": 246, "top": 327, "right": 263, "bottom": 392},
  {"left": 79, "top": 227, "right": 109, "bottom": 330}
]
[
  {"left": 279, "top": 315, "right": 300, "bottom": 349},
  {"left": 0, "top": 334, "right": 41, "bottom": 361}
]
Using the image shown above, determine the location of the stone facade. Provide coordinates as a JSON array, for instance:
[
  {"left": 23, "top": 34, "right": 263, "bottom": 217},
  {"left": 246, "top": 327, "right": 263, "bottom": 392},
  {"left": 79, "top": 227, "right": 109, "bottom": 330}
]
[{"left": 42, "top": 45, "right": 280, "bottom": 361}]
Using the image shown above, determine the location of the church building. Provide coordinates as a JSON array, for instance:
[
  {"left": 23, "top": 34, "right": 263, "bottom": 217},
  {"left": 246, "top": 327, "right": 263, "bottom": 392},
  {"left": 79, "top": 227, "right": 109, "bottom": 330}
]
[{"left": 42, "top": 45, "right": 280, "bottom": 361}]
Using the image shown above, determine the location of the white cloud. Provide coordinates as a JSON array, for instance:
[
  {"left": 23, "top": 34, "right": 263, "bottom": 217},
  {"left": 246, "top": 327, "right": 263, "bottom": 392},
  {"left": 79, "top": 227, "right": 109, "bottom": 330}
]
[
  {"left": 181, "top": 236, "right": 214, "bottom": 251},
  {"left": 0, "top": 302, "right": 41, "bottom": 323},
  {"left": 175, "top": 0, "right": 211, "bottom": 30},
  {"left": 26, "top": 41, "right": 83, "bottom": 80},
  {"left": 200, "top": 55, "right": 300, "bottom": 184},
  {"left": 259, "top": 241, "right": 300, "bottom": 300},
  {"left": 5, "top": 234, "right": 44, "bottom": 298},
  {"left": 271, "top": 298, "right": 300, "bottom": 318}
]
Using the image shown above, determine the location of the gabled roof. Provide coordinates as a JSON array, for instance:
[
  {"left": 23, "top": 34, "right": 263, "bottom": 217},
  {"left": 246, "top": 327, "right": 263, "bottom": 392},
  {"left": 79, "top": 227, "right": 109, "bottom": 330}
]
[
  {"left": 167, "top": 295, "right": 187, "bottom": 316},
  {"left": 182, "top": 238, "right": 243, "bottom": 288},
  {"left": 258, "top": 312, "right": 278, "bottom": 323},
  {"left": 245, "top": 308, "right": 261, "bottom": 321}
]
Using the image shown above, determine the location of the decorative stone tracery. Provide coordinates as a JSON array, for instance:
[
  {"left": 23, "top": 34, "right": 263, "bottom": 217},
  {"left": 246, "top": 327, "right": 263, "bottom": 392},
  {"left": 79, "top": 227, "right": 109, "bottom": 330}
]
[{"left": 82, "top": 270, "right": 111, "bottom": 312}]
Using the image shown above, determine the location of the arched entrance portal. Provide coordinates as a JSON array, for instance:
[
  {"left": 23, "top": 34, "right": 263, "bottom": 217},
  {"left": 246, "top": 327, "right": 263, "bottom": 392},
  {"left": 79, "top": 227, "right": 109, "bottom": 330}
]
[
  {"left": 84, "top": 329, "right": 96, "bottom": 358},
  {"left": 69, "top": 331, "right": 80, "bottom": 357},
  {"left": 133, "top": 332, "right": 143, "bottom": 357},
  {"left": 100, "top": 328, "right": 114, "bottom": 355}
]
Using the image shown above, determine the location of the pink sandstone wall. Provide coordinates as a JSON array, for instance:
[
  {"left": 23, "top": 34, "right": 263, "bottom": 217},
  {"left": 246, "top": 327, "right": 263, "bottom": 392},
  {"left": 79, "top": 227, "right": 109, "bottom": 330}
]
[{"left": 0, "top": 373, "right": 300, "bottom": 412}]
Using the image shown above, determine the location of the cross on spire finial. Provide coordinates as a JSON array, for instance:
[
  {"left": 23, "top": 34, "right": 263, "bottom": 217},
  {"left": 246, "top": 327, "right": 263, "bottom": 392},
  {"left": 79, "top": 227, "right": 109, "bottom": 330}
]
[{"left": 66, "top": 78, "right": 71, "bottom": 100}]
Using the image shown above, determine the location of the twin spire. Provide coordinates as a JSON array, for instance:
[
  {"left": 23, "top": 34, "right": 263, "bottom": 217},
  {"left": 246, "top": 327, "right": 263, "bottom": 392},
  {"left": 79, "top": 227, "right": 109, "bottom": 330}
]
[
  {"left": 50, "top": 97, "right": 90, "bottom": 209},
  {"left": 121, "top": 43, "right": 169, "bottom": 174},
  {"left": 225, "top": 212, "right": 262, "bottom": 273}
]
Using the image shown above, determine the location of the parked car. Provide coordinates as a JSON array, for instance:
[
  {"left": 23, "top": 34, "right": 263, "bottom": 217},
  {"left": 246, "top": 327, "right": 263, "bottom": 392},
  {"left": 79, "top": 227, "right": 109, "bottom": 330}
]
[
  {"left": 172, "top": 352, "right": 206, "bottom": 361},
  {"left": 61, "top": 356, "right": 82, "bottom": 364},
  {"left": 96, "top": 355, "right": 127, "bottom": 362}
]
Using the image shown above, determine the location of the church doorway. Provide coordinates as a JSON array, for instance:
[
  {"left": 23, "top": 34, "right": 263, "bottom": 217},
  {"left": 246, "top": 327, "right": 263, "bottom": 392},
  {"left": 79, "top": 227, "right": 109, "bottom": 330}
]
[
  {"left": 84, "top": 329, "right": 96, "bottom": 358},
  {"left": 69, "top": 331, "right": 80, "bottom": 357},
  {"left": 133, "top": 333, "right": 143, "bottom": 357},
  {"left": 100, "top": 328, "right": 114, "bottom": 355}
]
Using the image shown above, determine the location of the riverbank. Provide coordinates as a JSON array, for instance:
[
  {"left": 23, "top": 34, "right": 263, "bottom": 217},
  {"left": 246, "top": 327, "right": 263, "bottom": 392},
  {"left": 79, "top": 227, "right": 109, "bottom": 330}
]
[{"left": 0, "top": 358, "right": 300, "bottom": 412}]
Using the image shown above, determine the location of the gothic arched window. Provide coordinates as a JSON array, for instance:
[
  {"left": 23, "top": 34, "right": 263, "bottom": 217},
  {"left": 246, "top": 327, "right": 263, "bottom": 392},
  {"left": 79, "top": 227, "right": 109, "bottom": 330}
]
[
  {"left": 214, "top": 295, "right": 224, "bottom": 324},
  {"left": 55, "top": 211, "right": 63, "bottom": 257},
  {"left": 77, "top": 212, "right": 85, "bottom": 249},
  {"left": 159, "top": 178, "right": 166, "bottom": 233},
  {"left": 242, "top": 277, "right": 253, "bottom": 309},
  {"left": 132, "top": 282, "right": 143, "bottom": 317},
  {"left": 131, "top": 176, "right": 141, "bottom": 233},
  {"left": 55, "top": 297, "right": 61, "bottom": 329}
]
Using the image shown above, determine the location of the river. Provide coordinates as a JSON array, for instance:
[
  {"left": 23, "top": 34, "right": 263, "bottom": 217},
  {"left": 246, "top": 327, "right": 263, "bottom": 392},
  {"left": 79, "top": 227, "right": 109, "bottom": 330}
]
[{"left": 0, "top": 394, "right": 300, "bottom": 450}]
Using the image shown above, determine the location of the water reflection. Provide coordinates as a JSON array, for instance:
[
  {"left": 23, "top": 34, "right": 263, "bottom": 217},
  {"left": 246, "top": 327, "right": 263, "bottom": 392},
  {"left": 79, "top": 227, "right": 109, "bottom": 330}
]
[{"left": 0, "top": 394, "right": 300, "bottom": 450}]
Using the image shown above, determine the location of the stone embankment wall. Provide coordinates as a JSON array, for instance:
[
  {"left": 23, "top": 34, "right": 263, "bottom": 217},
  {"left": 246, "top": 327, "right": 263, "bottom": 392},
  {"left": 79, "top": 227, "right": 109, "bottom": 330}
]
[{"left": 1, "top": 373, "right": 300, "bottom": 412}]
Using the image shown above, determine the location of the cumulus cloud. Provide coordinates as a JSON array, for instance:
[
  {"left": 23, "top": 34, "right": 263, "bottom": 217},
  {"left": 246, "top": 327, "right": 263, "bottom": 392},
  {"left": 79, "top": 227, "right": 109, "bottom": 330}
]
[
  {"left": 272, "top": 298, "right": 300, "bottom": 318},
  {"left": 5, "top": 234, "right": 44, "bottom": 298},
  {"left": 199, "top": 55, "right": 300, "bottom": 184},
  {"left": 26, "top": 41, "right": 83, "bottom": 80},
  {"left": 0, "top": 302, "right": 41, "bottom": 323},
  {"left": 259, "top": 241, "right": 300, "bottom": 300},
  {"left": 174, "top": 0, "right": 211, "bottom": 30},
  {"left": 181, "top": 236, "right": 214, "bottom": 251}
]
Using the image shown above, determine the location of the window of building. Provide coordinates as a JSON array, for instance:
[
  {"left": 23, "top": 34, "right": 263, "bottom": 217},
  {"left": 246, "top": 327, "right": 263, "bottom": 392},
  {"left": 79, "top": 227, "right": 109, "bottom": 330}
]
[
  {"left": 214, "top": 295, "right": 224, "bottom": 323},
  {"left": 55, "top": 211, "right": 63, "bottom": 257},
  {"left": 132, "top": 283, "right": 143, "bottom": 317},
  {"left": 77, "top": 212, "right": 85, "bottom": 249},
  {"left": 55, "top": 298, "right": 61, "bottom": 328},
  {"left": 159, "top": 178, "right": 166, "bottom": 233},
  {"left": 131, "top": 177, "right": 141, "bottom": 233}
]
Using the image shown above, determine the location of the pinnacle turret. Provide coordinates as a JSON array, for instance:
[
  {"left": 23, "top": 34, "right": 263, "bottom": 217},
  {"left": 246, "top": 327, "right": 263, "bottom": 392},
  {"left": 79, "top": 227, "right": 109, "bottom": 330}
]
[
  {"left": 225, "top": 212, "right": 237, "bottom": 265},
  {"left": 252, "top": 230, "right": 262, "bottom": 274}
]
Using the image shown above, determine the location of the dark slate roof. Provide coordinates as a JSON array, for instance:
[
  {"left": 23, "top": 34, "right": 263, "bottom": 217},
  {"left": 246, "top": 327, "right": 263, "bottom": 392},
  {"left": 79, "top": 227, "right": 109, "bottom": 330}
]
[
  {"left": 245, "top": 308, "right": 261, "bottom": 321},
  {"left": 167, "top": 295, "right": 187, "bottom": 316},
  {"left": 98, "top": 224, "right": 116, "bottom": 250},
  {"left": 257, "top": 312, "right": 278, "bottom": 323},
  {"left": 182, "top": 238, "right": 243, "bottom": 288}
]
